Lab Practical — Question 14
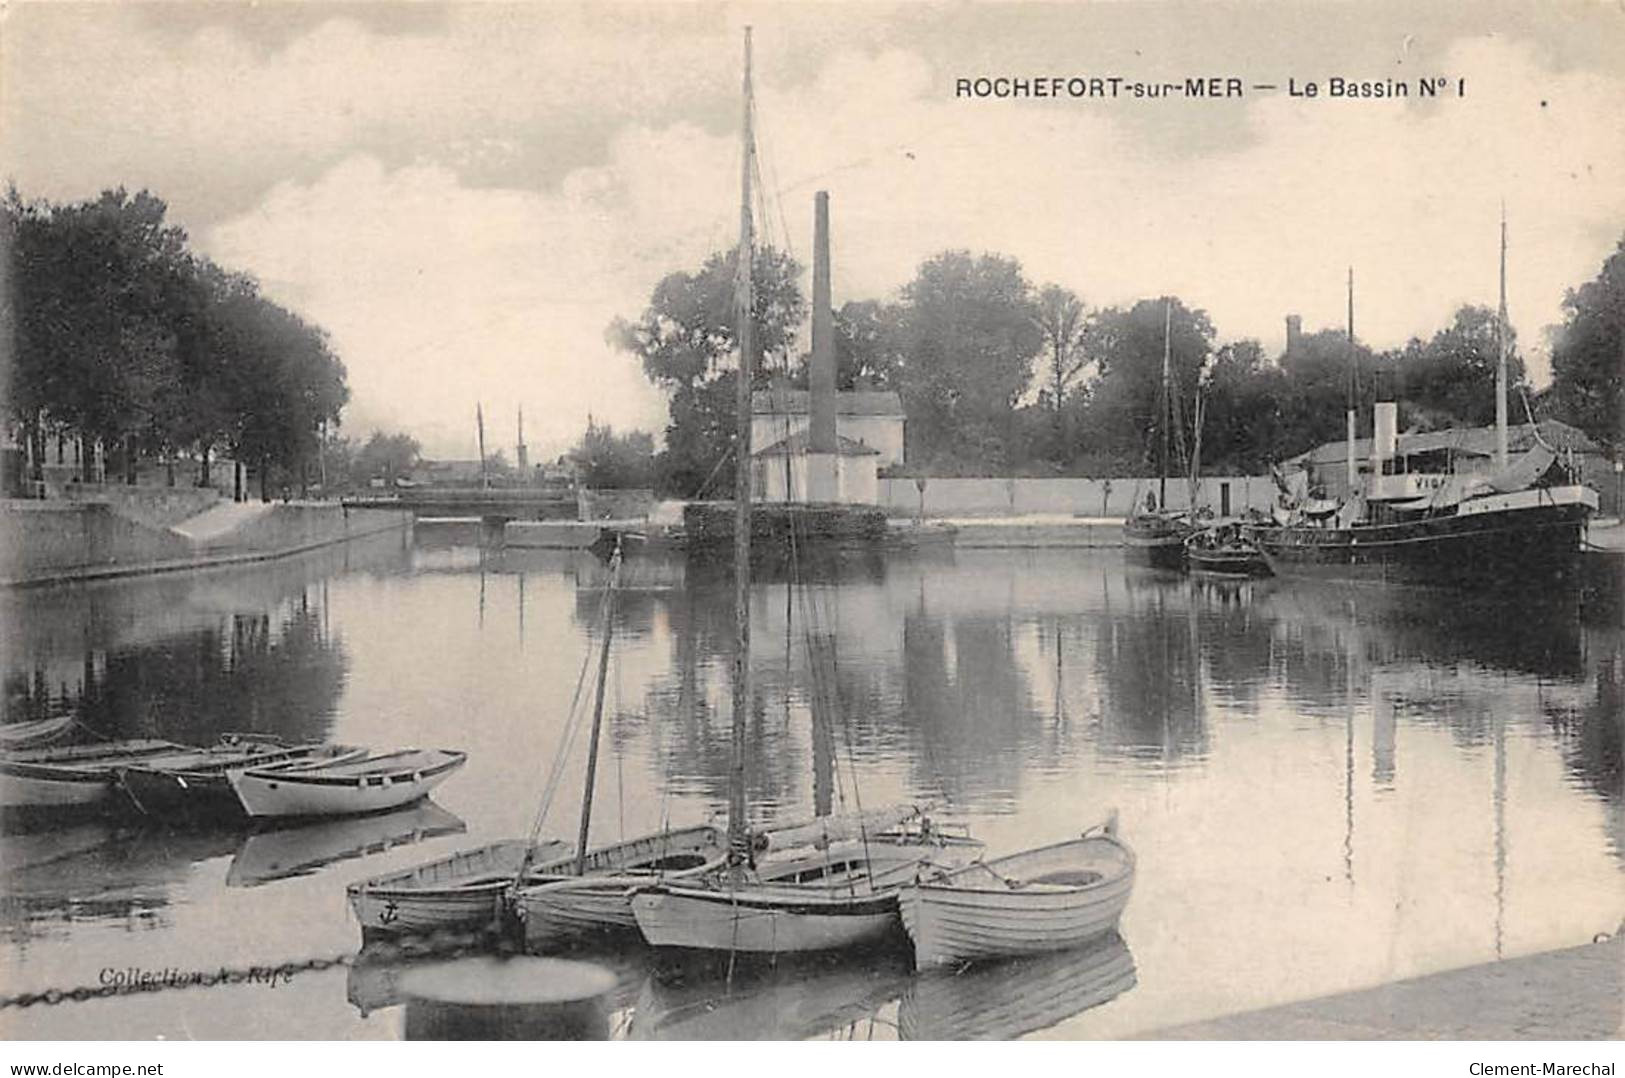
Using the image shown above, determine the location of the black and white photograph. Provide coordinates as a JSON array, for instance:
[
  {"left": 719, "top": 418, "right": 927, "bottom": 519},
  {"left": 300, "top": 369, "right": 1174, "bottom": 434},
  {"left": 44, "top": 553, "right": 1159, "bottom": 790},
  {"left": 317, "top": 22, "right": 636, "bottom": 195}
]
[{"left": 1, "top": 0, "right": 1621, "bottom": 1062}]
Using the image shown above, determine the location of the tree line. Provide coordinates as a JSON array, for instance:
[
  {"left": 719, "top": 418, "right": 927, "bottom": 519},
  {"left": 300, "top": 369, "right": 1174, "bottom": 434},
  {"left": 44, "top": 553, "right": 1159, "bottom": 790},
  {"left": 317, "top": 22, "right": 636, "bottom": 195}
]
[
  {"left": 612, "top": 237, "right": 1623, "bottom": 495},
  {"left": 4, "top": 187, "right": 349, "bottom": 499}
]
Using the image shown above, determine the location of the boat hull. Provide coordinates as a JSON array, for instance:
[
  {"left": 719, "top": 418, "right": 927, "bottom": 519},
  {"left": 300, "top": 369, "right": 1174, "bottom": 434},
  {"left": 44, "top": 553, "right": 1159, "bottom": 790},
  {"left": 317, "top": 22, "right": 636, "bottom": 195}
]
[
  {"left": 1252, "top": 488, "right": 1594, "bottom": 588},
  {"left": 522, "top": 883, "right": 642, "bottom": 942},
  {"left": 1122, "top": 515, "right": 1190, "bottom": 570},
  {"left": 900, "top": 872, "right": 1132, "bottom": 968},
  {"left": 1186, "top": 549, "right": 1270, "bottom": 577},
  {"left": 517, "top": 824, "right": 728, "bottom": 945},
  {"left": 347, "top": 837, "right": 568, "bottom": 939},
  {"left": 229, "top": 752, "right": 465, "bottom": 819},
  {"left": 631, "top": 885, "right": 900, "bottom": 954},
  {"left": 899, "top": 830, "right": 1135, "bottom": 968},
  {"left": 0, "top": 740, "right": 187, "bottom": 809},
  {"left": 117, "top": 769, "right": 237, "bottom": 817}
]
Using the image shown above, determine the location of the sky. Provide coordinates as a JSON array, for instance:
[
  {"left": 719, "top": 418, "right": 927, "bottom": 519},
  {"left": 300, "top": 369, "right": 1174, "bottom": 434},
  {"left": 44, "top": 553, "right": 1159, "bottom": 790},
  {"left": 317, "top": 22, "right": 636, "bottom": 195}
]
[{"left": 5, "top": 2, "right": 1624, "bottom": 460}]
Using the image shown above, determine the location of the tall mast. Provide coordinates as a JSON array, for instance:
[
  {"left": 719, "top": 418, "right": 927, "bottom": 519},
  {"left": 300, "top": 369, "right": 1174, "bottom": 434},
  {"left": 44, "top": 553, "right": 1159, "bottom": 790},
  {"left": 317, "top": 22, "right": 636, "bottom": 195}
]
[
  {"left": 1496, "top": 204, "right": 1510, "bottom": 469},
  {"left": 1346, "top": 268, "right": 1357, "bottom": 499},
  {"left": 574, "top": 545, "right": 619, "bottom": 875},
  {"left": 1159, "top": 299, "right": 1171, "bottom": 512},
  {"left": 727, "top": 26, "right": 755, "bottom": 867}
]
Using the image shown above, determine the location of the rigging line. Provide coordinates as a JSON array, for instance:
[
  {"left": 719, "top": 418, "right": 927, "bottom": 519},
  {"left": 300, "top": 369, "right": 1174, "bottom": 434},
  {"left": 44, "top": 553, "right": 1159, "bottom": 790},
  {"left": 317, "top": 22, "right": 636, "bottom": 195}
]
[
  {"left": 517, "top": 579, "right": 612, "bottom": 864},
  {"left": 613, "top": 640, "right": 625, "bottom": 846}
]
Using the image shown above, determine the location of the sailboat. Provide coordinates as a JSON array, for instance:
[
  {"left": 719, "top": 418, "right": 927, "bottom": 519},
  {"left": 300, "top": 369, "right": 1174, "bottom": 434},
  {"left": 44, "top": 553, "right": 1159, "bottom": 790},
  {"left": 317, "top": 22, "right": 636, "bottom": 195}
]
[
  {"left": 1122, "top": 301, "right": 1196, "bottom": 569},
  {"left": 1251, "top": 232, "right": 1597, "bottom": 586},
  {"left": 629, "top": 30, "right": 978, "bottom": 957}
]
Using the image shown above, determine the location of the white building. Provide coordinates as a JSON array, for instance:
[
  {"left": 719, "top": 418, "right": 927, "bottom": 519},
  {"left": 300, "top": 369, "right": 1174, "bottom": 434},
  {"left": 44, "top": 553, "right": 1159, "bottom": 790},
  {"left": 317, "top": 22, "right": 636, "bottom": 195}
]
[
  {"left": 749, "top": 389, "right": 905, "bottom": 469},
  {"left": 753, "top": 431, "right": 881, "bottom": 505}
]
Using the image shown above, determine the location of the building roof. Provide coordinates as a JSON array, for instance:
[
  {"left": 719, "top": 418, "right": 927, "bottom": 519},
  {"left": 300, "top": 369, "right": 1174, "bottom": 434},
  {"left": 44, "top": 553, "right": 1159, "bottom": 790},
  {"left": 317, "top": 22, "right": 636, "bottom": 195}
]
[
  {"left": 750, "top": 389, "right": 904, "bottom": 417},
  {"left": 1287, "top": 419, "right": 1602, "bottom": 469},
  {"left": 755, "top": 432, "right": 881, "bottom": 457}
]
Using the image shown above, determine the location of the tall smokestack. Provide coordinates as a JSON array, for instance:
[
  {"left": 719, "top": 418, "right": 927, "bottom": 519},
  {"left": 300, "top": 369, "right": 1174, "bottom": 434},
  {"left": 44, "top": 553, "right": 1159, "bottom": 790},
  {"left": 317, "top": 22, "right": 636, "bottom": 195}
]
[
  {"left": 1285, "top": 314, "right": 1302, "bottom": 359},
  {"left": 809, "top": 190, "right": 836, "bottom": 455}
]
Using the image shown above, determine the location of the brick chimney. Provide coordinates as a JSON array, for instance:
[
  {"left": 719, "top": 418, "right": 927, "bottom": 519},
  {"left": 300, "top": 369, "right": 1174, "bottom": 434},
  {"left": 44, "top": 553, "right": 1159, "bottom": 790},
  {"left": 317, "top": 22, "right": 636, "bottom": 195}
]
[{"left": 809, "top": 191, "right": 836, "bottom": 455}]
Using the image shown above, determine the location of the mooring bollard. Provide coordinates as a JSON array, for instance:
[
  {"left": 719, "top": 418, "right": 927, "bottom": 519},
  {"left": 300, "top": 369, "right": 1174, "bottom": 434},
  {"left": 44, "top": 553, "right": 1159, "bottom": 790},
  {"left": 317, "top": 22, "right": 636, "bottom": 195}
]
[{"left": 398, "top": 955, "right": 618, "bottom": 1040}]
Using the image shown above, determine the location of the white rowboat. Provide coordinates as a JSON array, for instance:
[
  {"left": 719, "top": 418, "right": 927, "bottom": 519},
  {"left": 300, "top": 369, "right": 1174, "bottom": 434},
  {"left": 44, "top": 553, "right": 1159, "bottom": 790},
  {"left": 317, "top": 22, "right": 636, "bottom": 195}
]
[
  {"left": 348, "top": 836, "right": 569, "bottom": 939},
  {"left": 228, "top": 748, "right": 467, "bottom": 818},
  {"left": 899, "top": 817, "right": 1135, "bottom": 969}
]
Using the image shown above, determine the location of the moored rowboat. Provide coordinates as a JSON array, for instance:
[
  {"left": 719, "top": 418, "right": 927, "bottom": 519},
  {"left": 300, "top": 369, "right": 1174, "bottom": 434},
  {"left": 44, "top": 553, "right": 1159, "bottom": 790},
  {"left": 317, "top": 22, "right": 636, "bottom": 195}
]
[
  {"left": 348, "top": 835, "right": 570, "bottom": 939},
  {"left": 117, "top": 741, "right": 365, "bottom": 818},
  {"left": 515, "top": 824, "right": 727, "bottom": 944},
  {"left": 2, "top": 739, "right": 189, "bottom": 809},
  {"left": 899, "top": 815, "right": 1135, "bottom": 969},
  {"left": 228, "top": 748, "right": 467, "bottom": 819}
]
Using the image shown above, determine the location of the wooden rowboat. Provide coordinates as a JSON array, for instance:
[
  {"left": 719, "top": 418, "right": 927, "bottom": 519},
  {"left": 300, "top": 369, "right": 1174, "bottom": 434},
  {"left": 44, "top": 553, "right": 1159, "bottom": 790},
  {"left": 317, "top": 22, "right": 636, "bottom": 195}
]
[
  {"left": 347, "top": 836, "right": 571, "bottom": 940},
  {"left": 515, "top": 824, "right": 727, "bottom": 945},
  {"left": 2, "top": 739, "right": 192, "bottom": 809},
  {"left": 228, "top": 748, "right": 467, "bottom": 819},
  {"left": 898, "top": 815, "right": 1135, "bottom": 969},
  {"left": 118, "top": 740, "right": 365, "bottom": 818}
]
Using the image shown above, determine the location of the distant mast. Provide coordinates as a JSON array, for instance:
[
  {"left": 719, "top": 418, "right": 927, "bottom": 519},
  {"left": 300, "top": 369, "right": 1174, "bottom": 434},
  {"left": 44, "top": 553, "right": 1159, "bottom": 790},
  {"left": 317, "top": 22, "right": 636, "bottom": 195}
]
[
  {"left": 477, "top": 402, "right": 489, "bottom": 490},
  {"left": 1496, "top": 205, "right": 1510, "bottom": 469},
  {"left": 1346, "top": 268, "right": 1357, "bottom": 499},
  {"left": 727, "top": 26, "right": 756, "bottom": 868},
  {"left": 1159, "top": 299, "right": 1171, "bottom": 513}
]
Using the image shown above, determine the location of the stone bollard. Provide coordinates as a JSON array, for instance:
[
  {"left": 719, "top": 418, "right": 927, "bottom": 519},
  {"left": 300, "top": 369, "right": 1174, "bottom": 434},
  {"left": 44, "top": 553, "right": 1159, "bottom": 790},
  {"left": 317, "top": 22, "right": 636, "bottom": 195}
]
[{"left": 399, "top": 955, "right": 618, "bottom": 1040}]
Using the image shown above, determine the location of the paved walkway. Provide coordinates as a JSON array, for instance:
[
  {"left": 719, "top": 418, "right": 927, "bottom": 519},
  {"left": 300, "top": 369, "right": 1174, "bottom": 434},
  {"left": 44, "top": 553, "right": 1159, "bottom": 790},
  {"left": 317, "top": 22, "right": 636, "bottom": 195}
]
[{"left": 1143, "top": 938, "right": 1622, "bottom": 1040}]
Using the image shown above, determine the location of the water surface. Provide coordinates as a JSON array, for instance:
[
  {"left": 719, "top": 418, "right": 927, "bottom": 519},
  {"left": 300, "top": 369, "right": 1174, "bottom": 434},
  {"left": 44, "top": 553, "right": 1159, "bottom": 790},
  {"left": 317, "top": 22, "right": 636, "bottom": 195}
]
[{"left": 2, "top": 534, "right": 1618, "bottom": 1039}]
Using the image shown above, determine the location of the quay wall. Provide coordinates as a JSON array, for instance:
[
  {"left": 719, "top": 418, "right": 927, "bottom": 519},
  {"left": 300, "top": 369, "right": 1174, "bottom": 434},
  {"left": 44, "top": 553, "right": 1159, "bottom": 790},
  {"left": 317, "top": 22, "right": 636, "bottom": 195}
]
[
  {"left": 1, "top": 499, "right": 411, "bottom": 587},
  {"left": 877, "top": 475, "right": 1275, "bottom": 518},
  {"left": 506, "top": 520, "right": 624, "bottom": 549}
]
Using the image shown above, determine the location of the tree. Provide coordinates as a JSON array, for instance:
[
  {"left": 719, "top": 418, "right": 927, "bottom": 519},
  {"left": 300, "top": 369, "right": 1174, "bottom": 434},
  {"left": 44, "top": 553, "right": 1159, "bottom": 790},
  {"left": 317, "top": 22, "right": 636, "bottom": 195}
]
[
  {"left": 1396, "top": 304, "right": 1525, "bottom": 430},
  {"left": 893, "top": 251, "right": 1042, "bottom": 470},
  {"left": 1545, "top": 235, "right": 1625, "bottom": 450},
  {"left": 1034, "top": 284, "right": 1088, "bottom": 413},
  {"left": 569, "top": 420, "right": 655, "bottom": 489},
  {"left": 7, "top": 188, "right": 188, "bottom": 482},
  {"left": 1199, "top": 339, "right": 1290, "bottom": 473},
  {"left": 353, "top": 431, "right": 422, "bottom": 486},
  {"left": 1077, "top": 298, "right": 1214, "bottom": 474},
  {"left": 5, "top": 186, "right": 349, "bottom": 497},
  {"left": 1030, "top": 284, "right": 1089, "bottom": 466},
  {"left": 610, "top": 247, "right": 804, "bottom": 496},
  {"left": 832, "top": 299, "right": 905, "bottom": 391}
]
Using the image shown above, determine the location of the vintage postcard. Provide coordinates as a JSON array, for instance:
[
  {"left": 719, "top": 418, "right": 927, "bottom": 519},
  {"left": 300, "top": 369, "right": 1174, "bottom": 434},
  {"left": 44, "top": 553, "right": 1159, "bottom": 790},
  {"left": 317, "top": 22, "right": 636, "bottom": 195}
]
[{"left": 1, "top": 0, "right": 1620, "bottom": 1065}]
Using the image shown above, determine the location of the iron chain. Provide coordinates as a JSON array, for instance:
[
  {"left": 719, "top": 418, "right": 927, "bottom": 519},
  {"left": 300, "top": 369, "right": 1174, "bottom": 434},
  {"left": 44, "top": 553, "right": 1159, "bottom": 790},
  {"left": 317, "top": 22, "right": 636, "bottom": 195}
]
[{"left": 0, "top": 925, "right": 495, "bottom": 1010}]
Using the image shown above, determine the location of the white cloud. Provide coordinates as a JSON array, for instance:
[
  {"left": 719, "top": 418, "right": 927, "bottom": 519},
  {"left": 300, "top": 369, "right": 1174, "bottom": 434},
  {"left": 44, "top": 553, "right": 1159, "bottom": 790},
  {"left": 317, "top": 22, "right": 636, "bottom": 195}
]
[
  {"left": 14, "top": 10, "right": 1625, "bottom": 458},
  {"left": 207, "top": 155, "right": 674, "bottom": 459}
]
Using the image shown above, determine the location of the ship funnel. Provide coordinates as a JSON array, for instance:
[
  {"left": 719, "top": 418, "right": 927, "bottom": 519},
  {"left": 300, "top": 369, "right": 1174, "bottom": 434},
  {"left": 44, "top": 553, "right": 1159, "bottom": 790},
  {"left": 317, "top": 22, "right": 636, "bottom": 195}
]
[{"left": 1372, "top": 401, "right": 1398, "bottom": 466}]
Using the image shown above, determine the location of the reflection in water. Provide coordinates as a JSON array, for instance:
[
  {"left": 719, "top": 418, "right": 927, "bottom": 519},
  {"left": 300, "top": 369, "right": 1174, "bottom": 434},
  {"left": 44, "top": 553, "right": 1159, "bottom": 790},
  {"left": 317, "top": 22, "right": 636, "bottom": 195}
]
[
  {"left": 898, "top": 933, "right": 1136, "bottom": 1040},
  {"left": 628, "top": 948, "right": 914, "bottom": 1041},
  {"left": 1, "top": 543, "right": 1620, "bottom": 1040},
  {"left": 226, "top": 802, "right": 466, "bottom": 888}
]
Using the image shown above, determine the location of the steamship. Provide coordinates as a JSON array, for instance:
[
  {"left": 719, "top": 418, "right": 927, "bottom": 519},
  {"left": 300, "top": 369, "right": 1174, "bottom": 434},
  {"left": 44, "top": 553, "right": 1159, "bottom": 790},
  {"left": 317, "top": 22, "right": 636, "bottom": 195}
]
[
  {"left": 1251, "top": 408, "right": 1597, "bottom": 587},
  {"left": 1252, "top": 230, "right": 1598, "bottom": 588}
]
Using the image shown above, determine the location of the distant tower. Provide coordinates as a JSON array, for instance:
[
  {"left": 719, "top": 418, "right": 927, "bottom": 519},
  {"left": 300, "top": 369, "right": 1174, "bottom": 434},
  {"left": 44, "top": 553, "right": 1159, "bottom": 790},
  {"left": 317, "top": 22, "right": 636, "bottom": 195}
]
[
  {"left": 516, "top": 406, "right": 529, "bottom": 472},
  {"left": 1285, "top": 314, "right": 1302, "bottom": 360}
]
